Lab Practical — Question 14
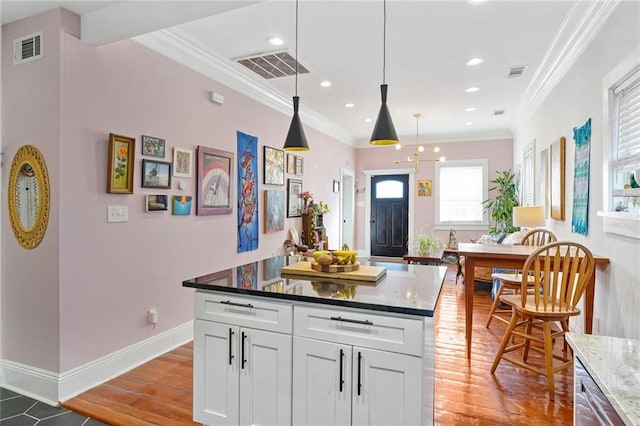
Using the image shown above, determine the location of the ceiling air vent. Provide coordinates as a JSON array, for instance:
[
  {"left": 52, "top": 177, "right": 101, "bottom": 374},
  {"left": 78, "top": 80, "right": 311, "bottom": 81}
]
[
  {"left": 14, "top": 31, "right": 43, "bottom": 65},
  {"left": 236, "top": 50, "right": 309, "bottom": 79},
  {"left": 507, "top": 65, "right": 527, "bottom": 78},
  {"left": 494, "top": 110, "right": 506, "bottom": 116}
]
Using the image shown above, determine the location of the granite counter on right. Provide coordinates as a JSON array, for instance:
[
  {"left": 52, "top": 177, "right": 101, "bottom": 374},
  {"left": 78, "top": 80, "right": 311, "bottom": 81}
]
[{"left": 567, "top": 332, "right": 640, "bottom": 425}]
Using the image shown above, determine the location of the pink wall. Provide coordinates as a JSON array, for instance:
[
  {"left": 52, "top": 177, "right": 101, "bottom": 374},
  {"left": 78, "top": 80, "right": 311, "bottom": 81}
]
[
  {"left": 3, "top": 9, "right": 354, "bottom": 373},
  {"left": 354, "top": 139, "right": 513, "bottom": 248}
]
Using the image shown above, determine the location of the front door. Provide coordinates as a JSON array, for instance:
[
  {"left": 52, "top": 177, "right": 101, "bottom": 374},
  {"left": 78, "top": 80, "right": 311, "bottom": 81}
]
[{"left": 370, "top": 174, "right": 409, "bottom": 257}]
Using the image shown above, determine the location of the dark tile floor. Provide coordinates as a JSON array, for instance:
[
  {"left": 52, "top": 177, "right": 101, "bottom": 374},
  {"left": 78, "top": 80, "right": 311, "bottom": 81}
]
[{"left": 0, "top": 388, "right": 109, "bottom": 425}]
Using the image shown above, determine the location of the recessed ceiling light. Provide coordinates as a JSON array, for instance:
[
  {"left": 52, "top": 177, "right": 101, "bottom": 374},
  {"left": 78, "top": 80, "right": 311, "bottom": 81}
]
[
  {"left": 465, "top": 57, "right": 484, "bottom": 66},
  {"left": 344, "top": 103, "right": 355, "bottom": 108},
  {"left": 320, "top": 80, "right": 332, "bottom": 87},
  {"left": 364, "top": 118, "right": 372, "bottom": 123},
  {"left": 465, "top": 86, "right": 480, "bottom": 93},
  {"left": 266, "top": 36, "right": 284, "bottom": 46},
  {"left": 465, "top": 121, "right": 473, "bottom": 125},
  {"left": 464, "top": 107, "right": 477, "bottom": 112}
]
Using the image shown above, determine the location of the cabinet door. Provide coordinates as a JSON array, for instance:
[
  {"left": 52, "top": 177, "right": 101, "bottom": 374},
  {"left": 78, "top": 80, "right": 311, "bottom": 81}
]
[
  {"left": 352, "top": 347, "right": 422, "bottom": 426},
  {"left": 292, "top": 337, "right": 352, "bottom": 426},
  {"left": 239, "top": 328, "right": 292, "bottom": 426},
  {"left": 194, "top": 320, "right": 239, "bottom": 426}
]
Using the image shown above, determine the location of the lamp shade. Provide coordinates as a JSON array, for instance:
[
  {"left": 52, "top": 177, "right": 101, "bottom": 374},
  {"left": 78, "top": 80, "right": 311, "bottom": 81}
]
[
  {"left": 284, "top": 96, "right": 309, "bottom": 151},
  {"left": 513, "top": 206, "right": 545, "bottom": 228},
  {"left": 370, "top": 84, "right": 399, "bottom": 145}
]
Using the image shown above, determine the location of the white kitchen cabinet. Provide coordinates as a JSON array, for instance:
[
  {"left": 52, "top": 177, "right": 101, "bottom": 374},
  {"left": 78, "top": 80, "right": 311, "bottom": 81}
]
[
  {"left": 194, "top": 294, "right": 292, "bottom": 426},
  {"left": 293, "top": 306, "right": 424, "bottom": 426}
]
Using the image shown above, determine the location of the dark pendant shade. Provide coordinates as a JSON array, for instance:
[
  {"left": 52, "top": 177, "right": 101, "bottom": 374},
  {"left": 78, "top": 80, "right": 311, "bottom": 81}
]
[
  {"left": 370, "top": 84, "right": 399, "bottom": 145},
  {"left": 284, "top": 96, "right": 309, "bottom": 151}
]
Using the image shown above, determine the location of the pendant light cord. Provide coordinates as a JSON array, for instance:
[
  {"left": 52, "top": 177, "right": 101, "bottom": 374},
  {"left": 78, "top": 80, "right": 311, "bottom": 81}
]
[
  {"left": 295, "top": 0, "right": 299, "bottom": 96},
  {"left": 383, "top": 0, "right": 387, "bottom": 84}
]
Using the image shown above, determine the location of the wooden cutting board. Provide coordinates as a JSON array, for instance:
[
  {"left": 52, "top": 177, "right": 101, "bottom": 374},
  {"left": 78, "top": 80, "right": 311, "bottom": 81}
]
[{"left": 281, "top": 261, "right": 386, "bottom": 282}]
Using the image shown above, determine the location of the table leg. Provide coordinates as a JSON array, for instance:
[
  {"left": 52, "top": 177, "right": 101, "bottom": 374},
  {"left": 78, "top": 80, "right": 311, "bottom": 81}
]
[
  {"left": 464, "top": 257, "right": 476, "bottom": 362},
  {"left": 584, "top": 273, "right": 595, "bottom": 334}
]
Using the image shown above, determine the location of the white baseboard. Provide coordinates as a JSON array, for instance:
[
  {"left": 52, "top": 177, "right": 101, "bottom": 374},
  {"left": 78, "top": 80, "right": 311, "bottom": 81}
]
[{"left": 0, "top": 320, "right": 193, "bottom": 405}]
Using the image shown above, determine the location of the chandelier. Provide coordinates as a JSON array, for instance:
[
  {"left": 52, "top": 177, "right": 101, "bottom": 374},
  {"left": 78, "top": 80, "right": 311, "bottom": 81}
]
[{"left": 394, "top": 113, "right": 445, "bottom": 170}]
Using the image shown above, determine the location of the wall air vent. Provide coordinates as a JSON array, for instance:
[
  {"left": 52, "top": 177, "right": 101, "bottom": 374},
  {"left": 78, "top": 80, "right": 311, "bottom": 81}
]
[
  {"left": 494, "top": 110, "right": 506, "bottom": 116},
  {"left": 14, "top": 31, "right": 43, "bottom": 65},
  {"left": 507, "top": 65, "right": 527, "bottom": 78},
  {"left": 236, "top": 50, "right": 309, "bottom": 79}
]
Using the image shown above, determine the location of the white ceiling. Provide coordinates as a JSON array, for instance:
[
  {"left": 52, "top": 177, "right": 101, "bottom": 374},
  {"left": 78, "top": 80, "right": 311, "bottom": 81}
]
[{"left": 1, "top": 1, "right": 615, "bottom": 147}]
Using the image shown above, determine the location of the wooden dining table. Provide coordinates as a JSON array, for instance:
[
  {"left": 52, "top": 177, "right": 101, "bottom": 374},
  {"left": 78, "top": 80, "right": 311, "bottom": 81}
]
[{"left": 457, "top": 243, "right": 610, "bottom": 362}]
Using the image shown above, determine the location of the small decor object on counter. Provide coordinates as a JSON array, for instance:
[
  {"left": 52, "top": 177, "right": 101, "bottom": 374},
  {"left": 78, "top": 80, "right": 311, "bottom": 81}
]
[{"left": 141, "top": 135, "right": 165, "bottom": 158}]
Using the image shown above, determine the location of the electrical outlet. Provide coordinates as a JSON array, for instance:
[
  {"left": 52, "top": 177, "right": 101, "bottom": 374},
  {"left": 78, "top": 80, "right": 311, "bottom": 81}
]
[{"left": 148, "top": 308, "right": 158, "bottom": 325}]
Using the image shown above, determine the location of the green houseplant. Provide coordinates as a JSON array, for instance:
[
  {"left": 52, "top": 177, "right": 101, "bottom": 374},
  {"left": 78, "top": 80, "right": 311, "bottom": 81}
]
[{"left": 481, "top": 169, "right": 520, "bottom": 235}]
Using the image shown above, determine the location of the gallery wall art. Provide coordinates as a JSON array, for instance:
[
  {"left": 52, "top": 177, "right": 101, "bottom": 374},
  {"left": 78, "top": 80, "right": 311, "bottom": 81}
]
[{"left": 237, "top": 131, "right": 259, "bottom": 252}]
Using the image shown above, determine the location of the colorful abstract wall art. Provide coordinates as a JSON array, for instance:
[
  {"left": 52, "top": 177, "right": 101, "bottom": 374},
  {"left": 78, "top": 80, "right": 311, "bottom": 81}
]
[
  {"left": 237, "top": 131, "right": 259, "bottom": 252},
  {"left": 571, "top": 118, "right": 591, "bottom": 236}
]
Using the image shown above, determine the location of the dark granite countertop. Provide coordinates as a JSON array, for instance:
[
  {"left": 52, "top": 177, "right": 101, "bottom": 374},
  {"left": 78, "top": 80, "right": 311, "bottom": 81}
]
[{"left": 182, "top": 256, "right": 447, "bottom": 317}]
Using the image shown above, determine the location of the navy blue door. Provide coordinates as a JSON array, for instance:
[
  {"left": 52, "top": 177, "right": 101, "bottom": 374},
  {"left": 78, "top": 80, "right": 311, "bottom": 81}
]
[{"left": 370, "top": 174, "right": 409, "bottom": 257}]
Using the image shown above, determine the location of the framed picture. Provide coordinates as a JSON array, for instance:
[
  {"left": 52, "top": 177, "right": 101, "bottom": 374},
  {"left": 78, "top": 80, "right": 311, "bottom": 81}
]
[
  {"left": 172, "top": 195, "right": 193, "bottom": 216},
  {"left": 145, "top": 194, "right": 168, "bottom": 212},
  {"left": 195, "top": 268, "right": 233, "bottom": 286},
  {"left": 237, "top": 261, "right": 258, "bottom": 289},
  {"left": 262, "top": 256, "right": 285, "bottom": 281},
  {"left": 107, "top": 133, "right": 135, "bottom": 194},
  {"left": 287, "top": 178, "right": 303, "bottom": 217},
  {"left": 141, "top": 159, "right": 171, "bottom": 189},
  {"left": 264, "top": 190, "right": 285, "bottom": 233},
  {"left": 197, "top": 145, "right": 233, "bottom": 215},
  {"left": 333, "top": 179, "right": 340, "bottom": 193},
  {"left": 550, "top": 136, "right": 566, "bottom": 220},
  {"left": 295, "top": 156, "right": 304, "bottom": 175},
  {"left": 539, "top": 148, "right": 549, "bottom": 218},
  {"left": 173, "top": 147, "right": 193, "bottom": 178},
  {"left": 418, "top": 179, "right": 432, "bottom": 196},
  {"left": 141, "top": 135, "right": 165, "bottom": 158},
  {"left": 287, "top": 154, "right": 296, "bottom": 174},
  {"left": 263, "top": 146, "right": 285, "bottom": 185}
]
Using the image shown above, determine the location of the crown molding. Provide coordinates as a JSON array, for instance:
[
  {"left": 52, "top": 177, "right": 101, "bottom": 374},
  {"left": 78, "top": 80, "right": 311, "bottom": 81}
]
[
  {"left": 515, "top": 0, "right": 621, "bottom": 126},
  {"left": 133, "top": 28, "right": 356, "bottom": 146}
]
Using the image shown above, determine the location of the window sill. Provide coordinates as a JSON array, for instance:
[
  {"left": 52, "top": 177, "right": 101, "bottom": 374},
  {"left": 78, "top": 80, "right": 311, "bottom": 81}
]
[
  {"left": 597, "top": 211, "right": 640, "bottom": 239},
  {"left": 434, "top": 223, "right": 489, "bottom": 231}
]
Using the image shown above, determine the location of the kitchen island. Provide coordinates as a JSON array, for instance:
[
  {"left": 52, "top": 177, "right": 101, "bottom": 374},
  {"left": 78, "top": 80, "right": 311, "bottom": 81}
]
[{"left": 183, "top": 256, "right": 447, "bottom": 426}]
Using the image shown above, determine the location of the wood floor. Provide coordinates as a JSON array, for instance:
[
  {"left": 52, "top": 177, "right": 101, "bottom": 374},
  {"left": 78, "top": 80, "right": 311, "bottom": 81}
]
[{"left": 62, "top": 266, "right": 573, "bottom": 425}]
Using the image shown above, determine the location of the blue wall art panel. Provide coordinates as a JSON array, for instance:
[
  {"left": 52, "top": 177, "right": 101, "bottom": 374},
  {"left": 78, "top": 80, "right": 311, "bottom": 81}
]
[{"left": 237, "top": 131, "right": 259, "bottom": 252}]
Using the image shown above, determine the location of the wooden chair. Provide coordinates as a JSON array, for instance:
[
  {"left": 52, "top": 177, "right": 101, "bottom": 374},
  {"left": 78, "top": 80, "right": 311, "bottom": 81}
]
[
  {"left": 486, "top": 229, "right": 557, "bottom": 328},
  {"left": 490, "top": 241, "right": 595, "bottom": 400}
]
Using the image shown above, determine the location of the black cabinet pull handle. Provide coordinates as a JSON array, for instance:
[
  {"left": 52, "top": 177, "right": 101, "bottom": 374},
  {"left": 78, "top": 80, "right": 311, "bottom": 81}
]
[
  {"left": 330, "top": 316, "right": 373, "bottom": 326},
  {"left": 241, "top": 331, "right": 247, "bottom": 369},
  {"left": 339, "top": 349, "right": 345, "bottom": 392},
  {"left": 220, "top": 300, "right": 254, "bottom": 309},
  {"left": 228, "top": 328, "right": 235, "bottom": 365},
  {"left": 357, "top": 351, "right": 362, "bottom": 396}
]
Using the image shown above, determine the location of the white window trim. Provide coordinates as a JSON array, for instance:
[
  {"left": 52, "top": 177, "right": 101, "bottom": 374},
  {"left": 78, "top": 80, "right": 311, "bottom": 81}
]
[
  {"left": 600, "top": 47, "right": 640, "bottom": 239},
  {"left": 522, "top": 140, "right": 535, "bottom": 206},
  {"left": 434, "top": 159, "right": 489, "bottom": 231}
]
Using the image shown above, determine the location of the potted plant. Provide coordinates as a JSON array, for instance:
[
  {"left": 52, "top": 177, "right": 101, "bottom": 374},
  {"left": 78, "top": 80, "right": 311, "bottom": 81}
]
[
  {"left": 411, "top": 234, "right": 442, "bottom": 256},
  {"left": 481, "top": 169, "right": 520, "bottom": 235}
]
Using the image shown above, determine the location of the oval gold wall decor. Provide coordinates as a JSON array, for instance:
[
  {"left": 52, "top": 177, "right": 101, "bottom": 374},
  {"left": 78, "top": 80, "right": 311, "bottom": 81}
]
[{"left": 7, "top": 145, "right": 51, "bottom": 249}]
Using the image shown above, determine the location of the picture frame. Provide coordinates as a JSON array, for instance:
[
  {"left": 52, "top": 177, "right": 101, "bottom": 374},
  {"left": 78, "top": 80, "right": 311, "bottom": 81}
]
[
  {"left": 417, "top": 179, "right": 432, "bottom": 196},
  {"left": 550, "top": 136, "right": 566, "bottom": 220},
  {"left": 287, "top": 154, "right": 296, "bottom": 174},
  {"left": 195, "top": 268, "right": 233, "bottom": 286},
  {"left": 197, "top": 145, "right": 233, "bottom": 215},
  {"left": 264, "top": 190, "right": 285, "bottom": 233},
  {"left": 539, "top": 148, "right": 549, "bottom": 218},
  {"left": 145, "top": 194, "right": 168, "bottom": 212},
  {"left": 287, "top": 178, "right": 303, "bottom": 217},
  {"left": 107, "top": 133, "right": 135, "bottom": 194},
  {"left": 172, "top": 195, "right": 193, "bottom": 216},
  {"left": 333, "top": 179, "right": 340, "bottom": 193},
  {"left": 295, "top": 156, "right": 304, "bottom": 176},
  {"left": 141, "top": 135, "right": 165, "bottom": 158},
  {"left": 141, "top": 159, "right": 172, "bottom": 189},
  {"left": 263, "top": 146, "right": 285, "bottom": 185},
  {"left": 173, "top": 147, "right": 193, "bottom": 178}
]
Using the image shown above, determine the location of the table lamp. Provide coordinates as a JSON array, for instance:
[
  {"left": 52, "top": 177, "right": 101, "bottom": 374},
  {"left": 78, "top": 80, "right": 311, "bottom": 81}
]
[{"left": 513, "top": 206, "right": 545, "bottom": 232}]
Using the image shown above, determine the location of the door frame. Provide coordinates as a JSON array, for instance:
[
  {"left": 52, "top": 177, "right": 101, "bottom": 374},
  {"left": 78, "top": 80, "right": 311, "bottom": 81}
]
[
  {"left": 340, "top": 168, "right": 355, "bottom": 250},
  {"left": 363, "top": 168, "right": 415, "bottom": 258}
]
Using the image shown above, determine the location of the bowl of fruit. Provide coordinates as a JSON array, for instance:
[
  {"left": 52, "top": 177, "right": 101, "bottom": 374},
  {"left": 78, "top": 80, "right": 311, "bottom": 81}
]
[{"left": 311, "top": 249, "right": 359, "bottom": 272}]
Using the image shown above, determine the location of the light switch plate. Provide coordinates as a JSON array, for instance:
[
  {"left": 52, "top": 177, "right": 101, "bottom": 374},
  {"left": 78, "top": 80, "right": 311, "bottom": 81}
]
[{"left": 107, "top": 206, "right": 128, "bottom": 223}]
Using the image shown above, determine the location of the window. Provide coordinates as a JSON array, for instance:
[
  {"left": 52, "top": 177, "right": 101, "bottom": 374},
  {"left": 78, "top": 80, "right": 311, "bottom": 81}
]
[
  {"left": 522, "top": 142, "right": 535, "bottom": 206},
  {"left": 611, "top": 67, "right": 640, "bottom": 194},
  {"left": 375, "top": 180, "right": 403, "bottom": 199},
  {"left": 435, "top": 159, "right": 488, "bottom": 229}
]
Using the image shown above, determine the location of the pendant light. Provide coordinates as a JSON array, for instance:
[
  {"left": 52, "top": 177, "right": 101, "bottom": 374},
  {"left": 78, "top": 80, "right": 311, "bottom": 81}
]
[
  {"left": 283, "top": 0, "right": 309, "bottom": 151},
  {"left": 370, "top": 0, "right": 399, "bottom": 146}
]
